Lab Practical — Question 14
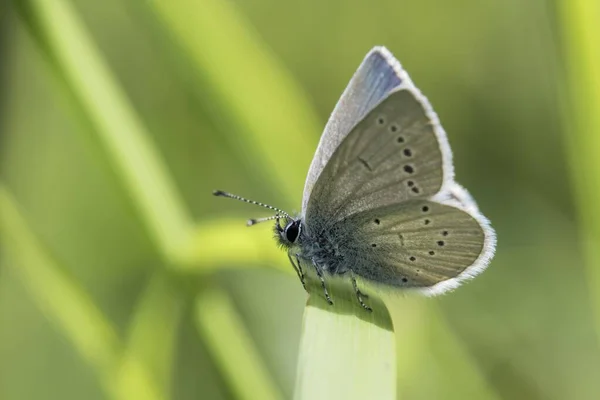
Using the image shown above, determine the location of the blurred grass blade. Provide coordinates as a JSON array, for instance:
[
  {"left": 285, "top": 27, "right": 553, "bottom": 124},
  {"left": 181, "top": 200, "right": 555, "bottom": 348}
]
[
  {"left": 149, "top": 0, "right": 320, "bottom": 202},
  {"left": 195, "top": 287, "right": 284, "bottom": 400},
  {"left": 0, "top": 184, "right": 163, "bottom": 400},
  {"left": 178, "top": 219, "right": 287, "bottom": 273},
  {"left": 119, "top": 272, "right": 184, "bottom": 399},
  {"left": 558, "top": 0, "right": 600, "bottom": 339},
  {"left": 294, "top": 276, "right": 395, "bottom": 400},
  {"left": 16, "top": 0, "right": 193, "bottom": 262},
  {"left": 0, "top": 184, "right": 119, "bottom": 393}
]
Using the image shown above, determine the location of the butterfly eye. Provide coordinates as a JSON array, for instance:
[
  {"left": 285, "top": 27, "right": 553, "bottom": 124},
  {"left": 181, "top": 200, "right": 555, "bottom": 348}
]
[{"left": 284, "top": 221, "right": 300, "bottom": 243}]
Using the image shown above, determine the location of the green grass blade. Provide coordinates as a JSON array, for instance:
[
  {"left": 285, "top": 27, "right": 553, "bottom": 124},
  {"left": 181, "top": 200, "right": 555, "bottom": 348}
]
[
  {"left": 195, "top": 287, "right": 284, "bottom": 400},
  {"left": 148, "top": 0, "right": 320, "bottom": 201},
  {"left": 0, "top": 184, "right": 163, "bottom": 400},
  {"left": 294, "top": 276, "right": 395, "bottom": 400},
  {"left": 557, "top": 0, "right": 600, "bottom": 340},
  {"left": 16, "top": 0, "right": 193, "bottom": 262}
]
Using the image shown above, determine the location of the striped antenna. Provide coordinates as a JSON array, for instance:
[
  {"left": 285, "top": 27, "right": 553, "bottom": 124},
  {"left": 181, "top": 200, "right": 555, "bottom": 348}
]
[
  {"left": 247, "top": 215, "right": 281, "bottom": 226},
  {"left": 212, "top": 190, "right": 292, "bottom": 220}
]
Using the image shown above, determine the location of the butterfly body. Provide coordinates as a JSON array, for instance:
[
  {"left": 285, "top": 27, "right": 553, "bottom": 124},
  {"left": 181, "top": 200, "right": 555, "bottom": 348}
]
[
  {"left": 278, "top": 216, "right": 353, "bottom": 275},
  {"left": 216, "top": 46, "right": 496, "bottom": 311}
]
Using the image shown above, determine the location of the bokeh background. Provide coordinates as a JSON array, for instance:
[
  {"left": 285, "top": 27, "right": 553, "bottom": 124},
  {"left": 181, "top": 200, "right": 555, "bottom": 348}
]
[{"left": 1, "top": 0, "right": 599, "bottom": 399}]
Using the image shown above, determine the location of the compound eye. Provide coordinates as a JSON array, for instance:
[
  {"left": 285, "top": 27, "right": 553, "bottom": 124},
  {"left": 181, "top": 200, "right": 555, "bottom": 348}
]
[{"left": 284, "top": 221, "right": 300, "bottom": 243}]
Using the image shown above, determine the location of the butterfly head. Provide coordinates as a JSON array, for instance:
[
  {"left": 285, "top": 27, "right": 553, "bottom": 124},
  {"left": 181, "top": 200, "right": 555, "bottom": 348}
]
[{"left": 275, "top": 217, "right": 302, "bottom": 249}]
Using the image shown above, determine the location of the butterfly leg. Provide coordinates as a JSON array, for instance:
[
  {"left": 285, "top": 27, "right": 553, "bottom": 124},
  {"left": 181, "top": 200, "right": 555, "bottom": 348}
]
[
  {"left": 287, "top": 252, "right": 307, "bottom": 292},
  {"left": 351, "top": 273, "right": 372, "bottom": 312},
  {"left": 313, "top": 262, "right": 333, "bottom": 305}
]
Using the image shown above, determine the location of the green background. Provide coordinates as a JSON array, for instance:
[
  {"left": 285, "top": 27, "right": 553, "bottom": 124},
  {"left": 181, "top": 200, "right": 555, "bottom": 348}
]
[{"left": 1, "top": 0, "right": 599, "bottom": 399}]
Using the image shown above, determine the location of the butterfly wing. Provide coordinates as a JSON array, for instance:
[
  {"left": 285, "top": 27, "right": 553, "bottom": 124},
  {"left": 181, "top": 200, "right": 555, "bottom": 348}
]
[
  {"left": 337, "top": 190, "right": 495, "bottom": 294},
  {"left": 303, "top": 54, "right": 495, "bottom": 292},
  {"left": 302, "top": 47, "right": 404, "bottom": 212},
  {"left": 305, "top": 87, "right": 455, "bottom": 226}
]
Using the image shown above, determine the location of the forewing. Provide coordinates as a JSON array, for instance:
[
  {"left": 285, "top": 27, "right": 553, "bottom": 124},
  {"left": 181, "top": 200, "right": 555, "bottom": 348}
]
[
  {"left": 305, "top": 88, "right": 453, "bottom": 228},
  {"left": 302, "top": 47, "right": 404, "bottom": 212},
  {"left": 343, "top": 199, "right": 495, "bottom": 294}
]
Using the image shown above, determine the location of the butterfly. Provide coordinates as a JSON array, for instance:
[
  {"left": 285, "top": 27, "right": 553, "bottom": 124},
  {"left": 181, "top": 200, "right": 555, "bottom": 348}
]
[{"left": 214, "top": 46, "right": 496, "bottom": 311}]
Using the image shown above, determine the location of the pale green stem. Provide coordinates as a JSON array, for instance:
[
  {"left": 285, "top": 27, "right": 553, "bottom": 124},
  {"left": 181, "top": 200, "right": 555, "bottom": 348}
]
[
  {"left": 0, "top": 184, "right": 163, "bottom": 400},
  {"left": 294, "top": 274, "right": 395, "bottom": 400},
  {"left": 557, "top": 0, "right": 600, "bottom": 340}
]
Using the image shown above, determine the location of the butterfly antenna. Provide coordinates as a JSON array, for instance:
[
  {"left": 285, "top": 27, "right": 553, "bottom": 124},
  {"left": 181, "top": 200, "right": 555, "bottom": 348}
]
[
  {"left": 212, "top": 190, "right": 292, "bottom": 220},
  {"left": 247, "top": 215, "right": 281, "bottom": 227}
]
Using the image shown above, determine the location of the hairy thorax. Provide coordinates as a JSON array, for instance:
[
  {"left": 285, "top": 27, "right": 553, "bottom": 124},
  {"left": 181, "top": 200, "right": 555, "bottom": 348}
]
[{"left": 297, "top": 220, "right": 352, "bottom": 275}]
